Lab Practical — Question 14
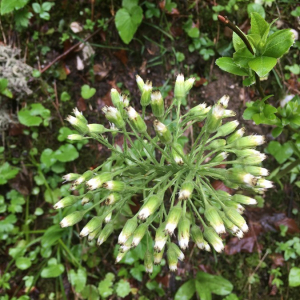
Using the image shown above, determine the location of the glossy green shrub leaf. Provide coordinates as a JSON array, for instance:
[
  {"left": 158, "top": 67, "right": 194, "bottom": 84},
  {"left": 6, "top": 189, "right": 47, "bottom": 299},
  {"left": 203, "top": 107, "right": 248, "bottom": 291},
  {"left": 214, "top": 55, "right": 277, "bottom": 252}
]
[
  {"left": 250, "top": 12, "right": 268, "bottom": 38},
  {"left": 289, "top": 267, "right": 300, "bottom": 287},
  {"left": 115, "top": 5, "right": 143, "bottom": 44},
  {"left": 248, "top": 5, "right": 265, "bottom": 19},
  {"left": 232, "top": 32, "right": 246, "bottom": 52},
  {"left": 175, "top": 279, "right": 196, "bottom": 300},
  {"left": 16, "top": 257, "right": 32, "bottom": 270},
  {"left": 233, "top": 48, "right": 254, "bottom": 68},
  {"left": 216, "top": 57, "right": 248, "bottom": 76},
  {"left": 263, "top": 29, "right": 295, "bottom": 58},
  {"left": 195, "top": 281, "right": 211, "bottom": 300},
  {"left": 248, "top": 56, "right": 277, "bottom": 77},
  {"left": 1, "top": 0, "right": 28, "bottom": 15}
]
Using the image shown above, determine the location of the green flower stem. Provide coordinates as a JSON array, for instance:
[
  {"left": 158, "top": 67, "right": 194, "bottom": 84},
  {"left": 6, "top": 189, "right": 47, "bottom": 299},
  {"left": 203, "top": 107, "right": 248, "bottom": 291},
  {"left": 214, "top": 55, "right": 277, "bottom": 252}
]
[
  {"left": 85, "top": 197, "right": 107, "bottom": 213},
  {"left": 162, "top": 101, "right": 177, "bottom": 122},
  {"left": 123, "top": 129, "right": 146, "bottom": 162},
  {"left": 175, "top": 98, "right": 183, "bottom": 139},
  {"left": 188, "top": 198, "right": 207, "bottom": 228},
  {"left": 189, "top": 129, "right": 205, "bottom": 159},
  {"left": 172, "top": 143, "right": 192, "bottom": 167},
  {"left": 58, "top": 238, "right": 82, "bottom": 268}
]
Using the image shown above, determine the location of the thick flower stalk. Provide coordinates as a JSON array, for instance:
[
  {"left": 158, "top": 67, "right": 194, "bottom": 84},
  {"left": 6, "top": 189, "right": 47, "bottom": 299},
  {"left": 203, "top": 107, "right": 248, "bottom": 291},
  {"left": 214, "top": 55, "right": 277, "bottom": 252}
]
[{"left": 56, "top": 74, "right": 272, "bottom": 272}]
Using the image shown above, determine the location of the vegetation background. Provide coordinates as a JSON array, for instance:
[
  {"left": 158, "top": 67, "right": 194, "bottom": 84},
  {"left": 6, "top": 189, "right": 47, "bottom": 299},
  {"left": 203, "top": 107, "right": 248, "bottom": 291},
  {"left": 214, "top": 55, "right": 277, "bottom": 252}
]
[{"left": 0, "top": 0, "right": 300, "bottom": 299}]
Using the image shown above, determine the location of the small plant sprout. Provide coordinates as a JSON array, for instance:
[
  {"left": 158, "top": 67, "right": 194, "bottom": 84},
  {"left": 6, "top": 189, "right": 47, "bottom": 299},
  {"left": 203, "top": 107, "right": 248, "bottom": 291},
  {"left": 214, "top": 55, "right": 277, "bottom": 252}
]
[{"left": 57, "top": 74, "right": 272, "bottom": 271}]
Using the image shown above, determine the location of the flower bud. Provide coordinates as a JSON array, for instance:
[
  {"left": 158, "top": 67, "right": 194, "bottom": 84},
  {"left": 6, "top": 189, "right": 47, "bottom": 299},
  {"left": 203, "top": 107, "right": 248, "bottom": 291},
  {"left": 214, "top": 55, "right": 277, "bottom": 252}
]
[
  {"left": 207, "top": 139, "right": 226, "bottom": 150},
  {"left": 125, "top": 107, "right": 147, "bottom": 133},
  {"left": 66, "top": 113, "right": 89, "bottom": 134},
  {"left": 151, "top": 91, "right": 165, "bottom": 118},
  {"left": 97, "top": 223, "right": 114, "bottom": 245},
  {"left": 256, "top": 178, "right": 273, "bottom": 189},
  {"left": 227, "top": 169, "right": 257, "bottom": 187},
  {"left": 232, "top": 194, "right": 257, "bottom": 205},
  {"left": 218, "top": 95, "right": 230, "bottom": 108},
  {"left": 54, "top": 195, "right": 79, "bottom": 209},
  {"left": 178, "top": 217, "right": 190, "bottom": 250},
  {"left": 209, "top": 152, "right": 228, "bottom": 164},
  {"left": 178, "top": 181, "right": 194, "bottom": 200},
  {"left": 169, "top": 243, "right": 184, "bottom": 261},
  {"left": 80, "top": 216, "right": 102, "bottom": 237},
  {"left": 153, "top": 120, "right": 173, "bottom": 144},
  {"left": 102, "top": 180, "right": 125, "bottom": 192},
  {"left": 224, "top": 200, "right": 245, "bottom": 214},
  {"left": 227, "top": 128, "right": 245, "bottom": 144},
  {"left": 121, "top": 94, "right": 129, "bottom": 107},
  {"left": 243, "top": 166, "right": 268, "bottom": 177},
  {"left": 165, "top": 205, "right": 182, "bottom": 235},
  {"left": 102, "top": 106, "right": 125, "bottom": 129},
  {"left": 136, "top": 75, "right": 145, "bottom": 93},
  {"left": 205, "top": 104, "right": 224, "bottom": 133},
  {"left": 106, "top": 192, "right": 121, "bottom": 205},
  {"left": 216, "top": 120, "right": 239, "bottom": 137},
  {"left": 62, "top": 173, "right": 80, "bottom": 182},
  {"left": 86, "top": 172, "right": 112, "bottom": 190},
  {"left": 73, "top": 108, "right": 88, "bottom": 124},
  {"left": 141, "top": 81, "right": 152, "bottom": 107},
  {"left": 167, "top": 246, "right": 178, "bottom": 272},
  {"left": 154, "top": 222, "right": 168, "bottom": 252},
  {"left": 154, "top": 247, "right": 164, "bottom": 264},
  {"left": 189, "top": 104, "right": 211, "bottom": 118},
  {"left": 68, "top": 134, "right": 86, "bottom": 141},
  {"left": 74, "top": 170, "right": 94, "bottom": 186},
  {"left": 238, "top": 153, "right": 266, "bottom": 165},
  {"left": 88, "top": 226, "right": 101, "bottom": 241},
  {"left": 222, "top": 110, "right": 236, "bottom": 118},
  {"left": 191, "top": 225, "right": 209, "bottom": 250},
  {"left": 105, "top": 212, "right": 112, "bottom": 223},
  {"left": 132, "top": 224, "right": 148, "bottom": 247},
  {"left": 171, "top": 143, "right": 184, "bottom": 165},
  {"left": 118, "top": 217, "right": 138, "bottom": 245},
  {"left": 120, "top": 236, "right": 133, "bottom": 253},
  {"left": 203, "top": 227, "right": 224, "bottom": 253},
  {"left": 60, "top": 211, "right": 84, "bottom": 228},
  {"left": 223, "top": 207, "right": 248, "bottom": 232},
  {"left": 88, "top": 124, "right": 106, "bottom": 134},
  {"left": 138, "top": 195, "right": 161, "bottom": 220},
  {"left": 111, "top": 88, "right": 122, "bottom": 108},
  {"left": 144, "top": 250, "right": 153, "bottom": 273},
  {"left": 218, "top": 212, "right": 239, "bottom": 233},
  {"left": 174, "top": 74, "right": 185, "bottom": 100},
  {"left": 184, "top": 77, "right": 195, "bottom": 94},
  {"left": 115, "top": 251, "right": 126, "bottom": 263},
  {"left": 204, "top": 204, "right": 225, "bottom": 234},
  {"left": 232, "top": 135, "right": 265, "bottom": 149},
  {"left": 81, "top": 192, "right": 93, "bottom": 205}
]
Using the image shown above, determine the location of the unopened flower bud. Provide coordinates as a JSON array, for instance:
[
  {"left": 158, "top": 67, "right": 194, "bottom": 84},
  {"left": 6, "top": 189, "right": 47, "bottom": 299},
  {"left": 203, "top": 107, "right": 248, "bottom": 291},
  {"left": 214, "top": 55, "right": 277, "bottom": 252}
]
[
  {"left": 102, "top": 180, "right": 125, "bottom": 192},
  {"left": 207, "top": 139, "right": 226, "bottom": 150},
  {"left": 120, "top": 236, "right": 134, "bottom": 253},
  {"left": 189, "top": 104, "right": 210, "bottom": 117},
  {"left": 243, "top": 166, "right": 269, "bottom": 177},
  {"left": 174, "top": 74, "right": 185, "bottom": 100},
  {"left": 232, "top": 194, "right": 257, "bottom": 205},
  {"left": 86, "top": 172, "right": 112, "bottom": 190},
  {"left": 178, "top": 217, "right": 190, "bottom": 250},
  {"left": 151, "top": 91, "right": 165, "bottom": 118},
  {"left": 167, "top": 246, "right": 178, "bottom": 272},
  {"left": 184, "top": 77, "right": 195, "bottom": 94},
  {"left": 209, "top": 152, "right": 228, "bottom": 164},
  {"left": 136, "top": 75, "right": 145, "bottom": 93},
  {"left": 73, "top": 108, "right": 87, "bottom": 124},
  {"left": 227, "top": 169, "right": 257, "bottom": 187},
  {"left": 204, "top": 204, "right": 225, "bottom": 234},
  {"left": 165, "top": 205, "right": 182, "bottom": 235},
  {"left": 232, "top": 135, "right": 265, "bottom": 149},
  {"left": 80, "top": 216, "right": 102, "bottom": 237},
  {"left": 178, "top": 181, "right": 194, "bottom": 200},
  {"left": 203, "top": 227, "right": 224, "bottom": 253},
  {"left": 227, "top": 128, "right": 245, "bottom": 144},
  {"left": 154, "top": 248, "right": 164, "bottom": 264},
  {"left": 141, "top": 81, "right": 152, "bottom": 107},
  {"left": 106, "top": 193, "right": 121, "bottom": 205},
  {"left": 144, "top": 250, "right": 153, "bottom": 273},
  {"left": 217, "top": 95, "right": 230, "bottom": 108},
  {"left": 169, "top": 243, "right": 184, "bottom": 261},
  {"left": 125, "top": 107, "right": 147, "bottom": 133},
  {"left": 68, "top": 134, "right": 86, "bottom": 141},
  {"left": 154, "top": 222, "right": 168, "bottom": 252},
  {"left": 66, "top": 111, "right": 89, "bottom": 134},
  {"left": 97, "top": 223, "right": 114, "bottom": 245},
  {"left": 60, "top": 211, "right": 84, "bottom": 228},
  {"left": 238, "top": 153, "right": 266, "bottom": 165},
  {"left": 81, "top": 192, "right": 93, "bottom": 205},
  {"left": 121, "top": 95, "right": 129, "bottom": 107},
  {"left": 256, "top": 178, "right": 273, "bottom": 189},
  {"left": 54, "top": 195, "right": 79, "bottom": 209},
  {"left": 216, "top": 120, "right": 239, "bottom": 137},
  {"left": 111, "top": 88, "right": 122, "bottom": 108},
  {"left": 153, "top": 120, "right": 173, "bottom": 144},
  {"left": 191, "top": 225, "right": 207, "bottom": 250},
  {"left": 224, "top": 200, "right": 245, "bottom": 214},
  {"left": 171, "top": 143, "right": 184, "bottom": 165},
  {"left": 205, "top": 104, "right": 224, "bottom": 133},
  {"left": 132, "top": 224, "right": 148, "bottom": 247},
  {"left": 74, "top": 170, "right": 94, "bottom": 186},
  {"left": 222, "top": 110, "right": 236, "bottom": 118},
  {"left": 138, "top": 195, "right": 161, "bottom": 220},
  {"left": 105, "top": 212, "right": 112, "bottom": 223},
  {"left": 218, "top": 212, "right": 239, "bottom": 233},
  {"left": 118, "top": 217, "right": 138, "bottom": 245},
  {"left": 88, "top": 124, "right": 106, "bottom": 134},
  {"left": 223, "top": 207, "right": 248, "bottom": 233},
  {"left": 102, "top": 106, "right": 125, "bottom": 129},
  {"left": 62, "top": 173, "right": 80, "bottom": 182},
  {"left": 88, "top": 226, "right": 101, "bottom": 241},
  {"left": 115, "top": 251, "right": 126, "bottom": 263}
]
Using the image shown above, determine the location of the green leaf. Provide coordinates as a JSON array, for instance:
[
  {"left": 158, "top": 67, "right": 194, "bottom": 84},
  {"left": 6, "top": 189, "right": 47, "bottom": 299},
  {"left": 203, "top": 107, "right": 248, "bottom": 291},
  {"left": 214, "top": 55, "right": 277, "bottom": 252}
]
[
  {"left": 232, "top": 32, "right": 246, "bottom": 52},
  {"left": 248, "top": 4, "right": 265, "bottom": 19},
  {"left": 233, "top": 48, "right": 254, "bottom": 68},
  {"left": 0, "top": 214, "right": 17, "bottom": 233},
  {"left": 248, "top": 56, "right": 277, "bottom": 77},
  {"left": 175, "top": 279, "right": 196, "bottom": 300},
  {"left": 289, "top": 267, "right": 300, "bottom": 287},
  {"left": 115, "top": 6, "right": 143, "bottom": 44},
  {"left": 115, "top": 279, "right": 131, "bottom": 298},
  {"left": 195, "top": 281, "right": 211, "bottom": 300},
  {"left": 42, "top": 2, "right": 54, "bottom": 11},
  {"left": 0, "top": 162, "right": 19, "bottom": 185},
  {"left": 130, "top": 264, "right": 145, "bottom": 282},
  {"left": 41, "top": 225, "right": 64, "bottom": 248},
  {"left": 1, "top": 0, "right": 28, "bottom": 15},
  {"left": 41, "top": 263, "right": 65, "bottom": 278},
  {"left": 263, "top": 29, "right": 295, "bottom": 58},
  {"left": 32, "top": 3, "right": 41, "bottom": 13},
  {"left": 250, "top": 12, "right": 268, "bottom": 38},
  {"left": 271, "top": 127, "right": 283, "bottom": 138},
  {"left": 68, "top": 268, "right": 87, "bottom": 293},
  {"left": 196, "top": 272, "right": 233, "bottom": 296},
  {"left": 81, "top": 84, "right": 96, "bottom": 99},
  {"left": 18, "top": 110, "right": 42, "bottom": 126},
  {"left": 122, "top": 0, "right": 138, "bottom": 12},
  {"left": 81, "top": 285, "right": 100, "bottom": 300},
  {"left": 54, "top": 144, "right": 79, "bottom": 162},
  {"left": 41, "top": 148, "right": 57, "bottom": 168},
  {"left": 60, "top": 91, "right": 71, "bottom": 102},
  {"left": 14, "top": 9, "right": 33, "bottom": 28},
  {"left": 98, "top": 272, "right": 115, "bottom": 298},
  {"left": 216, "top": 57, "right": 249, "bottom": 76},
  {"left": 40, "top": 11, "right": 50, "bottom": 20},
  {"left": 291, "top": 7, "right": 300, "bottom": 17},
  {"left": 267, "top": 141, "right": 294, "bottom": 164},
  {"left": 243, "top": 76, "right": 255, "bottom": 86},
  {"left": 16, "top": 257, "right": 32, "bottom": 270}
]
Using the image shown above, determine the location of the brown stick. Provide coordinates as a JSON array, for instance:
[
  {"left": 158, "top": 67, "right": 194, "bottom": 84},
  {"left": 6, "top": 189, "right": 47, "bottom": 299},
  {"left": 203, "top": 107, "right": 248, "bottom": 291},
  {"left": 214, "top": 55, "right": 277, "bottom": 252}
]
[{"left": 41, "top": 27, "right": 102, "bottom": 73}]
